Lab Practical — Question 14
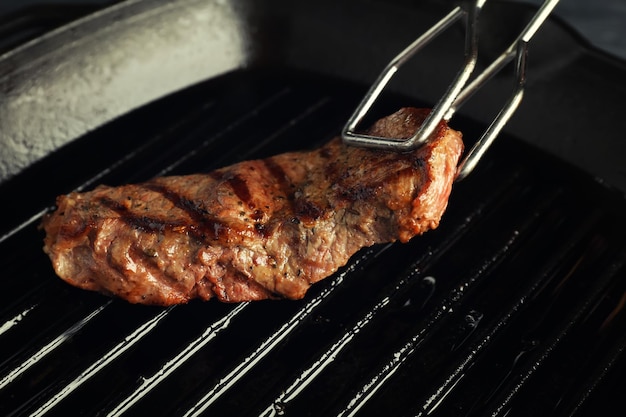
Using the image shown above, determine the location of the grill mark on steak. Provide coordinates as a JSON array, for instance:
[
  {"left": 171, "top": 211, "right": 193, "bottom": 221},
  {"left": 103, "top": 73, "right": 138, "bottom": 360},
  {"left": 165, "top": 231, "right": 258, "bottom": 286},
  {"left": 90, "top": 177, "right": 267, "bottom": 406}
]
[
  {"left": 96, "top": 187, "right": 232, "bottom": 244},
  {"left": 141, "top": 183, "right": 231, "bottom": 241},
  {"left": 128, "top": 243, "right": 192, "bottom": 300},
  {"left": 98, "top": 197, "right": 167, "bottom": 234},
  {"left": 142, "top": 182, "right": 208, "bottom": 220},
  {"left": 225, "top": 174, "right": 253, "bottom": 208},
  {"left": 263, "top": 158, "right": 294, "bottom": 197},
  {"left": 41, "top": 107, "right": 464, "bottom": 305},
  {"left": 293, "top": 195, "right": 324, "bottom": 223},
  {"left": 337, "top": 183, "right": 377, "bottom": 202},
  {"left": 263, "top": 158, "right": 302, "bottom": 225}
]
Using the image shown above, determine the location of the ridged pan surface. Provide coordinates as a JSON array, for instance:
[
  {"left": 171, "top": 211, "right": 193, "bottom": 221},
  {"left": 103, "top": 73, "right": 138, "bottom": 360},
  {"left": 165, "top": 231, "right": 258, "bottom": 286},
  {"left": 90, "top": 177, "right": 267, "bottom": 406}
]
[{"left": 1, "top": 69, "right": 625, "bottom": 417}]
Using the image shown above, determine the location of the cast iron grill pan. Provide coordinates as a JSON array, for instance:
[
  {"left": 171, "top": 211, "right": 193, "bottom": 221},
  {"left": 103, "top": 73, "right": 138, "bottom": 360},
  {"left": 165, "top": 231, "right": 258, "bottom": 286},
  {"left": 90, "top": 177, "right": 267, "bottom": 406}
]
[{"left": 1, "top": 69, "right": 626, "bottom": 417}]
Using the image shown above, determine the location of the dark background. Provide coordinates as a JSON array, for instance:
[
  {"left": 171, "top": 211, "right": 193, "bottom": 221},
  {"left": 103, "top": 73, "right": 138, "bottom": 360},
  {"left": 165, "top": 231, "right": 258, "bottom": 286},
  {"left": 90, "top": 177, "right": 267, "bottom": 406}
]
[{"left": 1, "top": 0, "right": 625, "bottom": 60}]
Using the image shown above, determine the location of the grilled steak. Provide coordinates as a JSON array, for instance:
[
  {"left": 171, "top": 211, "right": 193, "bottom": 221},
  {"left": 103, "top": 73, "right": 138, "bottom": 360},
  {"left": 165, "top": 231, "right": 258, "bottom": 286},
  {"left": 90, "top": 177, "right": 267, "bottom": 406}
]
[{"left": 41, "top": 108, "right": 463, "bottom": 305}]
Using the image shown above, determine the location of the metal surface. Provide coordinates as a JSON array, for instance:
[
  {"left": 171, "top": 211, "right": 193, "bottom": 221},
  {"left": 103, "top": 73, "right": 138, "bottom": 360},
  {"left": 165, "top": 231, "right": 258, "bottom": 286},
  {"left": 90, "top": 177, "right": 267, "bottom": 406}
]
[
  {"left": 1, "top": 1, "right": 626, "bottom": 416},
  {"left": 1, "top": 68, "right": 626, "bottom": 416},
  {"left": 0, "top": 0, "right": 250, "bottom": 184},
  {"left": 341, "top": 1, "right": 482, "bottom": 152},
  {"left": 341, "top": 0, "right": 562, "bottom": 182},
  {"left": 0, "top": 3, "right": 105, "bottom": 54}
]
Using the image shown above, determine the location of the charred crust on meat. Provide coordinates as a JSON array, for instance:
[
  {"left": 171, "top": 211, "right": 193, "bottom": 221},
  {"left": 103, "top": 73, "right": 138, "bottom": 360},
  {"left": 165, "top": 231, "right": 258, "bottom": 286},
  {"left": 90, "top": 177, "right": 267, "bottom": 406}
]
[
  {"left": 143, "top": 183, "right": 210, "bottom": 218},
  {"left": 263, "top": 158, "right": 295, "bottom": 195},
  {"left": 412, "top": 157, "right": 425, "bottom": 169},
  {"left": 98, "top": 197, "right": 164, "bottom": 233},
  {"left": 208, "top": 171, "right": 225, "bottom": 181},
  {"left": 98, "top": 196, "right": 124, "bottom": 212},
  {"left": 294, "top": 197, "right": 324, "bottom": 223},
  {"left": 254, "top": 222, "right": 268, "bottom": 236},
  {"left": 319, "top": 147, "right": 332, "bottom": 159},
  {"left": 251, "top": 209, "right": 264, "bottom": 221},
  {"left": 337, "top": 184, "right": 377, "bottom": 202},
  {"left": 225, "top": 174, "right": 253, "bottom": 208},
  {"left": 99, "top": 193, "right": 230, "bottom": 242}
]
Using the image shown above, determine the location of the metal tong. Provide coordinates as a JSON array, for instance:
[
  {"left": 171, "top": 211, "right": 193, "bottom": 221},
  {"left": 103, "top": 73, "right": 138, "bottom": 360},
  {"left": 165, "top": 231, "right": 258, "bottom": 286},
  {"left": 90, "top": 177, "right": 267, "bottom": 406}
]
[{"left": 341, "top": 0, "right": 560, "bottom": 181}]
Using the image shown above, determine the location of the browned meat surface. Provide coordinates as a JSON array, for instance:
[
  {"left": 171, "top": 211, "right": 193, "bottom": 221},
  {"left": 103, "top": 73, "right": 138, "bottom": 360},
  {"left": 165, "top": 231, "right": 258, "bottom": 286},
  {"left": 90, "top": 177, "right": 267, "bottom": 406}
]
[{"left": 41, "top": 108, "right": 464, "bottom": 305}]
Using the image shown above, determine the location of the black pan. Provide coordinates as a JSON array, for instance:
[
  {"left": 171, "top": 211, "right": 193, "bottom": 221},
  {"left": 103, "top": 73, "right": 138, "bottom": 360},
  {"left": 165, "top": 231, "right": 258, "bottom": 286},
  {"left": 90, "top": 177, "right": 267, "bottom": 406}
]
[{"left": 1, "top": 1, "right": 625, "bottom": 416}]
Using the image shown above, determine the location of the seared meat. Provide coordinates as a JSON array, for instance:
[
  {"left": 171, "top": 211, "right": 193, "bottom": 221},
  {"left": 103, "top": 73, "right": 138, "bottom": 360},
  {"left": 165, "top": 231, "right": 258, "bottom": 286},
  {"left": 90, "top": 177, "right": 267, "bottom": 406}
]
[{"left": 41, "top": 108, "right": 463, "bottom": 305}]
